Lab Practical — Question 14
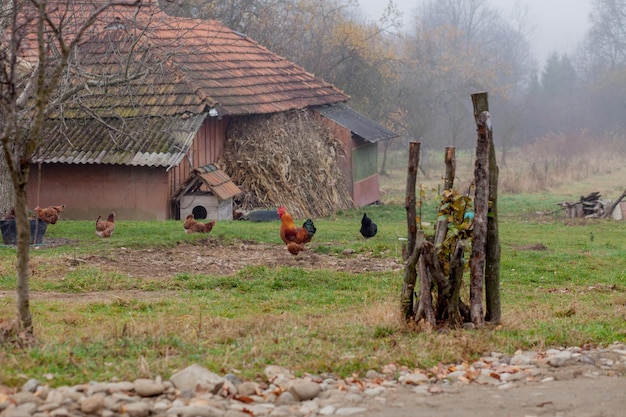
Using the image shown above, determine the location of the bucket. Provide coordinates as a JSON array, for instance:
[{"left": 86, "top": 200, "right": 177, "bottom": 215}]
[{"left": 0, "top": 219, "right": 48, "bottom": 244}]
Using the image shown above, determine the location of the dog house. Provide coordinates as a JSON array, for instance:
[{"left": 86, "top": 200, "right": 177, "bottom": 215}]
[{"left": 172, "top": 164, "right": 242, "bottom": 221}]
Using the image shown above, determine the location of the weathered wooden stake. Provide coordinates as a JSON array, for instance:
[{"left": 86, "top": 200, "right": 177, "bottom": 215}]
[
  {"left": 472, "top": 92, "right": 502, "bottom": 324},
  {"left": 401, "top": 142, "right": 421, "bottom": 321},
  {"left": 434, "top": 147, "right": 456, "bottom": 246},
  {"left": 469, "top": 109, "right": 490, "bottom": 327},
  {"left": 447, "top": 239, "right": 466, "bottom": 327},
  {"left": 404, "top": 142, "right": 420, "bottom": 260}
]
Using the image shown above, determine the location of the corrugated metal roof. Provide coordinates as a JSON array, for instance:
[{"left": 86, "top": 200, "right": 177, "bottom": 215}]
[
  {"left": 42, "top": 2, "right": 349, "bottom": 119},
  {"left": 313, "top": 104, "right": 398, "bottom": 143},
  {"left": 34, "top": 114, "right": 206, "bottom": 168},
  {"left": 173, "top": 164, "right": 241, "bottom": 201}
]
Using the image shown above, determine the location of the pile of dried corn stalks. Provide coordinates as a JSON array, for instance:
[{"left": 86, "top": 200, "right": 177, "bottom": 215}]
[{"left": 219, "top": 110, "right": 354, "bottom": 219}]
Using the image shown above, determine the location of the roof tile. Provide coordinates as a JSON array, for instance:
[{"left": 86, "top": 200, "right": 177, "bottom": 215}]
[{"left": 59, "top": 2, "right": 349, "bottom": 118}]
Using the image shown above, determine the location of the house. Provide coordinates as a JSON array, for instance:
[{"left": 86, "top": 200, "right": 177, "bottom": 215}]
[
  {"left": 314, "top": 104, "right": 397, "bottom": 207},
  {"left": 27, "top": 1, "right": 397, "bottom": 220}
]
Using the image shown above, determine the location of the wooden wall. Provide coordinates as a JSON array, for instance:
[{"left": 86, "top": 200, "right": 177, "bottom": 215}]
[
  {"left": 318, "top": 115, "right": 354, "bottom": 200},
  {"left": 28, "top": 164, "right": 169, "bottom": 220},
  {"left": 351, "top": 138, "right": 380, "bottom": 206},
  {"left": 169, "top": 116, "right": 229, "bottom": 199},
  {"left": 317, "top": 112, "right": 381, "bottom": 206}
]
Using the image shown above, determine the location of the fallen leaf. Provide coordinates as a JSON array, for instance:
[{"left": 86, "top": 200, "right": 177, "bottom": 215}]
[{"left": 234, "top": 395, "right": 255, "bottom": 404}]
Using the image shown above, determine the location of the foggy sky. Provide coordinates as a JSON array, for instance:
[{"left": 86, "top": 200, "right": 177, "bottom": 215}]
[{"left": 359, "top": 0, "right": 593, "bottom": 65}]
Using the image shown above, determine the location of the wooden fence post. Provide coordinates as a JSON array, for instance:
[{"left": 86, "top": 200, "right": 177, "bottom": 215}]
[
  {"left": 434, "top": 147, "right": 456, "bottom": 246},
  {"left": 401, "top": 142, "right": 422, "bottom": 321},
  {"left": 404, "top": 142, "right": 420, "bottom": 260},
  {"left": 469, "top": 107, "right": 490, "bottom": 327},
  {"left": 472, "top": 92, "right": 502, "bottom": 324}
]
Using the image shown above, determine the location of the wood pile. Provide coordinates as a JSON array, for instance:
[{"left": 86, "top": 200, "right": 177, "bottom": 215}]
[{"left": 557, "top": 192, "right": 606, "bottom": 218}]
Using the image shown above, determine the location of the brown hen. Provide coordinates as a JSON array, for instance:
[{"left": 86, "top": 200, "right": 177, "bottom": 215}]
[
  {"left": 34, "top": 204, "right": 65, "bottom": 224},
  {"left": 183, "top": 214, "right": 215, "bottom": 234},
  {"left": 95, "top": 212, "right": 115, "bottom": 238}
]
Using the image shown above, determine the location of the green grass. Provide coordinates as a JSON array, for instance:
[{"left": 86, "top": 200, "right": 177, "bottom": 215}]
[{"left": 1, "top": 192, "right": 625, "bottom": 388}]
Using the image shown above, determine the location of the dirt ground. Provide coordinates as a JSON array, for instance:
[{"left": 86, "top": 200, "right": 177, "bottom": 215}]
[
  {"left": 361, "top": 374, "right": 626, "bottom": 417},
  {"left": 25, "top": 237, "right": 404, "bottom": 302},
  {"left": 21, "top": 239, "right": 626, "bottom": 416}
]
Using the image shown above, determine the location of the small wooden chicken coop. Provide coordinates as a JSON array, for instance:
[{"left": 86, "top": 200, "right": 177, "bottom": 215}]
[{"left": 172, "top": 164, "right": 241, "bottom": 221}]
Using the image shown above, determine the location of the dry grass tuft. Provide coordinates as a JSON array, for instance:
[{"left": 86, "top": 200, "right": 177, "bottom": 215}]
[
  {"left": 380, "top": 132, "right": 626, "bottom": 204},
  {"left": 0, "top": 318, "right": 34, "bottom": 348},
  {"left": 500, "top": 132, "right": 626, "bottom": 193}
]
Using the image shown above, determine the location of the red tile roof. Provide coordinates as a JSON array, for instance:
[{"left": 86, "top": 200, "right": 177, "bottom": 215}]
[{"left": 48, "top": 1, "right": 349, "bottom": 118}]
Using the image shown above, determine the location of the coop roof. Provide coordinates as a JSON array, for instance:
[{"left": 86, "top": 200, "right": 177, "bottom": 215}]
[
  {"left": 173, "top": 164, "right": 242, "bottom": 201},
  {"left": 313, "top": 104, "right": 398, "bottom": 143},
  {"left": 33, "top": 114, "right": 207, "bottom": 169}
]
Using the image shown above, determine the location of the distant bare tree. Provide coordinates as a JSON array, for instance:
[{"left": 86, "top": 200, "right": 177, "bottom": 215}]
[
  {"left": 587, "top": 0, "right": 626, "bottom": 68},
  {"left": 574, "top": 0, "right": 626, "bottom": 134},
  {"left": 158, "top": 0, "right": 269, "bottom": 33},
  {"left": 398, "top": 0, "right": 532, "bottom": 150}
]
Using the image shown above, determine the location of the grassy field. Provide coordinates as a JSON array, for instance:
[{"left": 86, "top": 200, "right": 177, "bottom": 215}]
[{"left": 1, "top": 151, "right": 626, "bottom": 388}]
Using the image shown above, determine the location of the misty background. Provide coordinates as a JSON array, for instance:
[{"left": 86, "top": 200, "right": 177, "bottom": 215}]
[
  {"left": 361, "top": 0, "right": 592, "bottom": 64},
  {"left": 160, "top": 0, "right": 625, "bottom": 191}
]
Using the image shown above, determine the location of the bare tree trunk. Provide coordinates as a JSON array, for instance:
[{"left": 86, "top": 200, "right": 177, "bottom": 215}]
[
  {"left": 2, "top": 0, "right": 152, "bottom": 339},
  {"left": 2, "top": 132, "right": 34, "bottom": 335},
  {"left": 401, "top": 142, "right": 421, "bottom": 320},
  {"left": 379, "top": 139, "right": 391, "bottom": 176},
  {"left": 469, "top": 109, "right": 490, "bottom": 327},
  {"left": 500, "top": 141, "right": 507, "bottom": 167},
  {"left": 13, "top": 173, "right": 33, "bottom": 334},
  {"left": 0, "top": 153, "right": 15, "bottom": 215}
]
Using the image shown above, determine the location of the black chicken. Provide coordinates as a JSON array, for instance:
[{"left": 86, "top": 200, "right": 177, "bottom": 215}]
[{"left": 360, "top": 212, "right": 377, "bottom": 238}]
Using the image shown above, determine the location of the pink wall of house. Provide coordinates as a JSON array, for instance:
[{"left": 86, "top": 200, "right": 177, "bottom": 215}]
[
  {"left": 28, "top": 164, "right": 169, "bottom": 220},
  {"left": 352, "top": 175, "right": 380, "bottom": 207}
]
